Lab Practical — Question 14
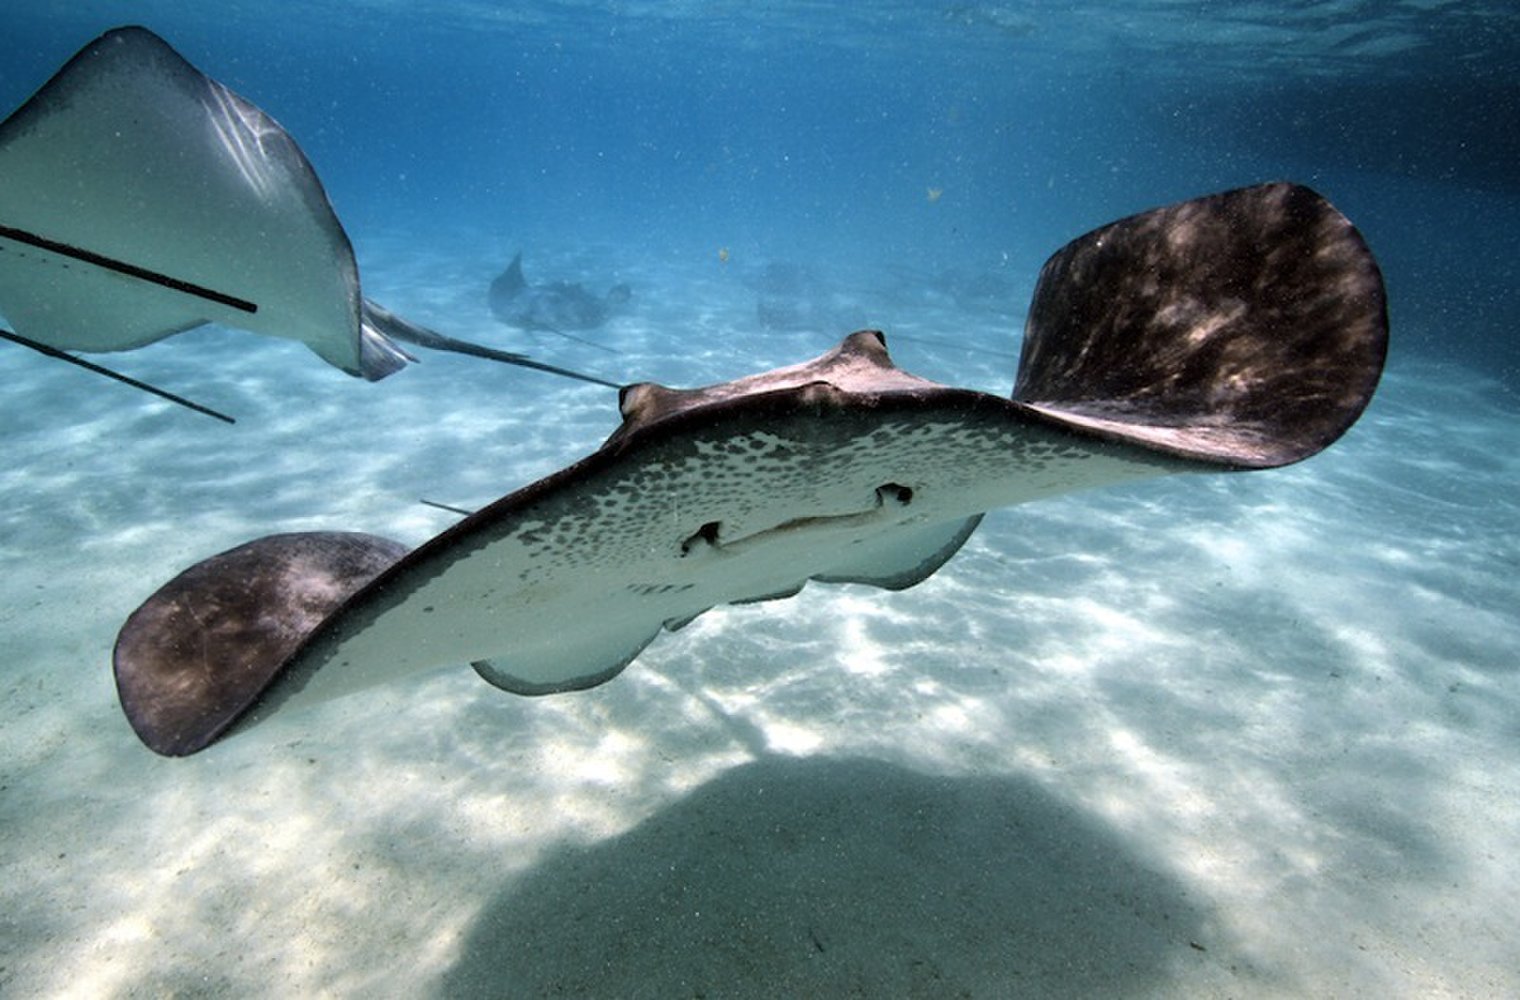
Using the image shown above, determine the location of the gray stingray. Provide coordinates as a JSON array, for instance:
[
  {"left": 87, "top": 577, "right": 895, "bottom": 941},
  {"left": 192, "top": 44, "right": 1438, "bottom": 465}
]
[
  {"left": 0, "top": 26, "right": 614, "bottom": 403},
  {"left": 489, "top": 253, "right": 631, "bottom": 346},
  {"left": 113, "top": 183, "right": 1388, "bottom": 756}
]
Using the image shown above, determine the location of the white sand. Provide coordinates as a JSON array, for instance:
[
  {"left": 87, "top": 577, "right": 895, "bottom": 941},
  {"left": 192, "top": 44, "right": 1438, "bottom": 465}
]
[{"left": 2, "top": 239, "right": 1517, "bottom": 998}]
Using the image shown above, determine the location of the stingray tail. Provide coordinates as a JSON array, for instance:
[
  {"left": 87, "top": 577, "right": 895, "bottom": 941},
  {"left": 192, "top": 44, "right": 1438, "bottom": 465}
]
[
  {"left": 1013, "top": 182, "right": 1388, "bottom": 469},
  {"left": 0, "top": 326, "right": 236, "bottom": 424},
  {"left": 362, "top": 299, "right": 621, "bottom": 388},
  {"left": 536, "top": 323, "right": 623, "bottom": 355}
]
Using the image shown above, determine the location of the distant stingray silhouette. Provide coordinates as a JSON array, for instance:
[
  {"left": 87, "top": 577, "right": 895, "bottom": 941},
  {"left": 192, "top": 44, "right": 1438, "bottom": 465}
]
[{"left": 489, "top": 252, "right": 630, "bottom": 352}]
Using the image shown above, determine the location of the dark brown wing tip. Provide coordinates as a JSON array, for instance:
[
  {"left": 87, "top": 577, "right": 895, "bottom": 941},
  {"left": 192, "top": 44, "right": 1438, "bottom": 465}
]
[
  {"left": 1015, "top": 182, "right": 1389, "bottom": 468},
  {"left": 113, "top": 532, "right": 408, "bottom": 756}
]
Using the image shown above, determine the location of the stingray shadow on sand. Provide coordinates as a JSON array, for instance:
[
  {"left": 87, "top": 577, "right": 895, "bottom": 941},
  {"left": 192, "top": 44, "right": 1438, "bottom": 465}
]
[{"left": 435, "top": 755, "right": 1263, "bottom": 998}]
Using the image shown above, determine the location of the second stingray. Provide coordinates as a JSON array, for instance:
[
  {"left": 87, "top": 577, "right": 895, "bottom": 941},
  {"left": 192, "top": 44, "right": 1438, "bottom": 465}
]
[{"left": 0, "top": 26, "right": 616, "bottom": 400}]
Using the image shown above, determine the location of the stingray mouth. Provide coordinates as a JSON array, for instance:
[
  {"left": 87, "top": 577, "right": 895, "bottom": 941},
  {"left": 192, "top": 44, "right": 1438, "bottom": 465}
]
[{"left": 679, "top": 482, "right": 915, "bottom": 558}]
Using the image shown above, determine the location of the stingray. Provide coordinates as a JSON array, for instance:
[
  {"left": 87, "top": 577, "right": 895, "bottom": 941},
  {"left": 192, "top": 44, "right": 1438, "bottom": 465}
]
[
  {"left": 113, "top": 182, "right": 1388, "bottom": 756},
  {"left": 0, "top": 26, "right": 615, "bottom": 419},
  {"left": 489, "top": 252, "right": 631, "bottom": 348}
]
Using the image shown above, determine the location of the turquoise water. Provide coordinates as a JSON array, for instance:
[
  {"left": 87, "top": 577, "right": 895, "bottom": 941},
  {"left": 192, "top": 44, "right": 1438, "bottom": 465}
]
[{"left": 2, "top": 3, "right": 1518, "bottom": 997}]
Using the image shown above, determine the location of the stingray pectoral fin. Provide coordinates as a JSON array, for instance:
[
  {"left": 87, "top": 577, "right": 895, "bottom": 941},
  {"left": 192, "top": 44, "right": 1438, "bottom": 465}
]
[
  {"left": 813, "top": 512, "right": 984, "bottom": 591},
  {"left": 1015, "top": 182, "right": 1388, "bottom": 468},
  {"left": 471, "top": 626, "right": 660, "bottom": 696},
  {"left": 112, "top": 532, "right": 409, "bottom": 756},
  {"left": 495, "top": 253, "right": 528, "bottom": 299}
]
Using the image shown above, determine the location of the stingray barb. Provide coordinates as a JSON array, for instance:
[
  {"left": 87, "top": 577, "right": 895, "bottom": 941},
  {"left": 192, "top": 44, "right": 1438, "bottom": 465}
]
[
  {"left": 0, "top": 25, "right": 615, "bottom": 422},
  {"left": 114, "top": 183, "right": 1387, "bottom": 756}
]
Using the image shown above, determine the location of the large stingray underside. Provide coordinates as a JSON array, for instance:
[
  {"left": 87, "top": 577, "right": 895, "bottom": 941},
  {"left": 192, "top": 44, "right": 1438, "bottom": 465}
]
[
  {"left": 114, "top": 182, "right": 1388, "bottom": 756},
  {"left": 0, "top": 26, "right": 612, "bottom": 391}
]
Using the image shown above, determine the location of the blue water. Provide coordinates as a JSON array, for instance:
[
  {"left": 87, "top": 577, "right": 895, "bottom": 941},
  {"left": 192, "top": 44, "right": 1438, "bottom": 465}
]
[
  {"left": 11, "top": 2, "right": 1515, "bottom": 382},
  {"left": 2, "top": 2, "right": 1518, "bottom": 997}
]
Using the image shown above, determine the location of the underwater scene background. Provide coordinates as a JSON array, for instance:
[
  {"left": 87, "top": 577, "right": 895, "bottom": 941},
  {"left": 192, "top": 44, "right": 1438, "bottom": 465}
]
[{"left": 2, "top": 2, "right": 1517, "bottom": 996}]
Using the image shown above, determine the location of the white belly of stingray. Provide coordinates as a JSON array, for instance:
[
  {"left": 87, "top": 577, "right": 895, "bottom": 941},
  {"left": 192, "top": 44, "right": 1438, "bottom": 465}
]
[{"left": 286, "top": 406, "right": 1174, "bottom": 706}]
